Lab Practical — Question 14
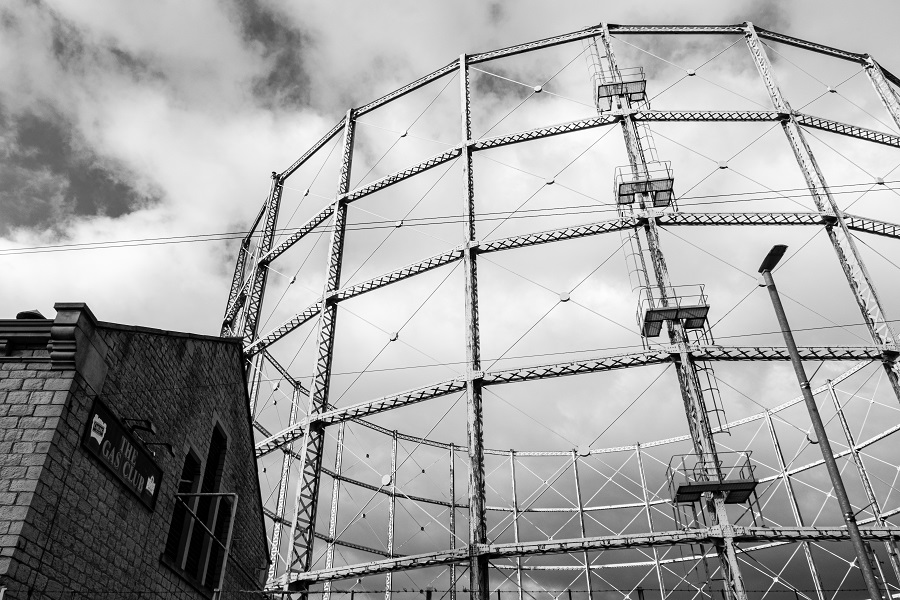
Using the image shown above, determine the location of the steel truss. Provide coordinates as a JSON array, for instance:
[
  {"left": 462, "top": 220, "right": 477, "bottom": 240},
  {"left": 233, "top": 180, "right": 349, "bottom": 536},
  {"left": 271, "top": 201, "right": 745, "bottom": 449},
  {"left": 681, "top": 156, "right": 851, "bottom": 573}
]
[
  {"left": 281, "top": 526, "right": 900, "bottom": 587},
  {"left": 223, "top": 22, "right": 900, "bottom": 599}
]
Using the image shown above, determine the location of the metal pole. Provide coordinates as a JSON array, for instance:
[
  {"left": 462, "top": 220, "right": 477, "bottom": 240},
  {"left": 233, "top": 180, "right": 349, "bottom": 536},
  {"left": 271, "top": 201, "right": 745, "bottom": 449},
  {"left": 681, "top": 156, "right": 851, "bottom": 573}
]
[
  {"left": 571, "top": 450, "right": 593, "bottom": 600},
  {"left": 459, "top": 52, "right": 489, "bottom": 600},
  {"left": 509, "top": 451, "right": 523, "bottom": 600},
  {"left": 635, "top": 444, "right": 666, "bottom": 600},
  {"left": 828, "top": 380, "right": 900, "bottom": 589},
  {"left": 450, "top": 445, "right": 457, "bottom": 600},
  {"left": 764, "top": 411, "right": 825, "bottom": 600},
  {"left": 217, "top": 494, "right": 240, "bottom": 595},
  {"left": 760, "top": 254, "right": 883, "bottom": 600},
  {"left": 324, "top": 422, "right": 347, "bottom": 600},
  {"left": 386, "top": 430, "right": 398, "bottom": 600}
]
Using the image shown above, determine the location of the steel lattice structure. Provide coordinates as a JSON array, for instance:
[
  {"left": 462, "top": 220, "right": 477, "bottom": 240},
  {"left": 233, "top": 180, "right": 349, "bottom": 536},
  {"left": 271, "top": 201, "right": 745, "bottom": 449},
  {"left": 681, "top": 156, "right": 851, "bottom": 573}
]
[{"left": 222, "top": 22, "right": 900, "bottom": 600}]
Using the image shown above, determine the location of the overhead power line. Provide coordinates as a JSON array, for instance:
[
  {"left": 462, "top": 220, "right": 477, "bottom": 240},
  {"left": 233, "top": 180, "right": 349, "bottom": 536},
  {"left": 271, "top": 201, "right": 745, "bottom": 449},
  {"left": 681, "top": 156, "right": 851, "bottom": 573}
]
[{"left": 2, "top": 178, "right": 898, "bottom": 257}]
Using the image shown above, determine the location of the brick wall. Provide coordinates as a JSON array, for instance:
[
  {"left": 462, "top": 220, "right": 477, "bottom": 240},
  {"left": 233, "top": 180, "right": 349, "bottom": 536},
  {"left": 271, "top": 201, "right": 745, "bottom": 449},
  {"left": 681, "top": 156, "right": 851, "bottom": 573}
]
[{"left": 0, "top": 306, "right": 268, "bottom": 599}]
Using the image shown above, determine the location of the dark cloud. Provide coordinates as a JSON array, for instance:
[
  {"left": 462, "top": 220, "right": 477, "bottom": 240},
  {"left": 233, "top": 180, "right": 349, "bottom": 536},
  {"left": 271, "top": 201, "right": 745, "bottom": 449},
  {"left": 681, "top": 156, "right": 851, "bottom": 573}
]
[
  {"left": 471, "top": 64, "right": 529, "bottom": 99},
  {"left": 49, "top": 9, "right": 86, "bottom": 69},
  {"left": 487, "top": 3, "right": 506, "bottom": 26},
  {"left": 0, "top": 110, "right": 158, "bottom": 234},
  {"left": 226, "top": 1, "right": 312, "bottom": 109}
]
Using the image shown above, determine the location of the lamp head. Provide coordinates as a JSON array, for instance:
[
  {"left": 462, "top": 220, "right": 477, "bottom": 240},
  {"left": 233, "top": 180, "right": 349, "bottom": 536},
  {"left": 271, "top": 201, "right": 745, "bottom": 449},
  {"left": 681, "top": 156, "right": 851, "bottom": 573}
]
[{"left": 758, "top": 244, "right": 787, "bottom": 273}]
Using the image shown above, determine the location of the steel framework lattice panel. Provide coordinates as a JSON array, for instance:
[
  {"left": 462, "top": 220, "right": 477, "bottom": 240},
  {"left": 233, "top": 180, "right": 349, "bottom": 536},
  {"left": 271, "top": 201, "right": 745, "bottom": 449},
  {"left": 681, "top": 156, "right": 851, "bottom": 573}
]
[{"left": 223, "top": 22, "right": 900, "bottom": 600}]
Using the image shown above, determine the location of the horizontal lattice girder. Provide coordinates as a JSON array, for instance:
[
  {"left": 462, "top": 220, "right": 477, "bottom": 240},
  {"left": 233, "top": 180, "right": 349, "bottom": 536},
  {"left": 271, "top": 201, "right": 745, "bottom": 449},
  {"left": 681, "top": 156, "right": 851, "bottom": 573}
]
[
  {"left": 289, "top": 345, "right": 887, "bottom": 427},
  {"left": 259, "top": 111, "right": 900, "bottom": 266},
  {"left": 278, "top": 526, "right": 900, "bottom": 586},
  {"left": 248, "top": 212, "right": 900, "bottom": 354}
]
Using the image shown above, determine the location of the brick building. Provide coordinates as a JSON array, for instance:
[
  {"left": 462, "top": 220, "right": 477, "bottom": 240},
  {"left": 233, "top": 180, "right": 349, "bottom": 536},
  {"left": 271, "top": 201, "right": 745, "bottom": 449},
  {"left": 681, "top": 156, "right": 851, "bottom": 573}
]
[{"left": 0, "top": 303, "right": 268, "bottom": 598}]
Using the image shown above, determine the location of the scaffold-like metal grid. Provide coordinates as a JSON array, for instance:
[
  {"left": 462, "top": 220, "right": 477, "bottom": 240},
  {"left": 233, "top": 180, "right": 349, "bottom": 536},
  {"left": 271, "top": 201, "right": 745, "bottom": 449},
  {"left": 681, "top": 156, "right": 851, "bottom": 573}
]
[{"left": 222, "top": 22, "right": 900, "bottom": 600}]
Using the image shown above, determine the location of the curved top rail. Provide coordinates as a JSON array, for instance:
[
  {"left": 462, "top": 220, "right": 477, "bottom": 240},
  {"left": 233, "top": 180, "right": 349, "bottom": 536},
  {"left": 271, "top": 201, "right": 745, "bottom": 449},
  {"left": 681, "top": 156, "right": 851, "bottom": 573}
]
[{"left": 754, "top": 26, "right": 866, "bottom": 63}]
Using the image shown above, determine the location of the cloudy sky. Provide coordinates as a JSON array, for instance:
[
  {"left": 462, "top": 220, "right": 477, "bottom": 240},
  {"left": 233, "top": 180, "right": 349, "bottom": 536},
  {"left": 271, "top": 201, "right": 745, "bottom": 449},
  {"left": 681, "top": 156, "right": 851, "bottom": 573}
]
[
  {"left": 6, "top": 2, "right": 900, "bottom": 591},
  {"left": 1, "top": 0, "right": 899, "bottom": 332}
]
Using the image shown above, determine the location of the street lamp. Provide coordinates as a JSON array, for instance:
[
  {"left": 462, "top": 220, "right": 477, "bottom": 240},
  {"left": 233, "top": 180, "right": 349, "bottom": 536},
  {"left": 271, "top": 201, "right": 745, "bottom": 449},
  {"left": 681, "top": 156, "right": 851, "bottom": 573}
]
[{"left": 759, "top": 245, "right": 884, "bottom": 600}]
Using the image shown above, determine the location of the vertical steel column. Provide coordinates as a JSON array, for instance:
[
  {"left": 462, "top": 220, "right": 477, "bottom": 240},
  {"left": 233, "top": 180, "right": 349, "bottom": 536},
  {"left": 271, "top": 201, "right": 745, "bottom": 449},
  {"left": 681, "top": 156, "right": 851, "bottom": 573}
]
[
  {"left": 323, "top": 422, "right": 346, "bottom": 600},
  {"left": 386, "top": 431, "right": 398, "bottom": 600},
  {"left": 597, "top": 24, "right": 745, "bottom": 600},
  {"left": 221, "top": 236, "right": 250, "bottom": 337},
  {"left": 864, "top": 57, "right": 900, "bottom": 130},
  {"left": 285, "top": 109, "right": 356, "bottom": 590},
  {"left": 450, "top": 445, "right": 457, "bottom": 600},
  {"left": 509, "top": 451, "right": 523, "bottom": 600},
  {"left": 635, "top": 444, "right": 666, "bottom": 600},
  {"left": 744, "top": 22, "right": 900, "bottom": 402},
  {"left": 267, "top": 385, "right": 304, "bottom": 585},
  {"left": 242, "top": 172, "right": 284, "bottom": 343},
  {"left": 223, "top": 203, "right": 265, "bottom": 336},
  {"left": 459, "top": 53, "right": 489, "bottom": 600},
  {"left": 241, "top": 175, "right": 284, "bottom": 422},
  {"left": 247, "top": 353, "right": 266, "bottom": 419},
  {"left": 828, "top": 380, "right": 900, "bottom": 587},
  {"left": 764, "top": 411, "right": 825, "bottom": 600},
  {"left": 571, "top": 451, "right": 593, "bottom": 599}
]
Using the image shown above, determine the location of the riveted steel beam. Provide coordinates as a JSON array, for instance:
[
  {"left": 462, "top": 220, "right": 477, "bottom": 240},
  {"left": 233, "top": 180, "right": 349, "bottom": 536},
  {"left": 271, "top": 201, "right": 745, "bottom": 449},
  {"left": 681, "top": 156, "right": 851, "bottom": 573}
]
[
  {"left": 754, "top": 26, "right": 866, "bottom": 63},
  {"left": 277, "top": 526, "right": 900, "bottom": 586},
  {"left": 298, "top": 346, "right": 885, "bottom": 427},
  {"left": 281, "top": 118, "right": 346, "bottom": 181},
  {"left": 795, "top": 113, "right": 900, "bottom": 148}
]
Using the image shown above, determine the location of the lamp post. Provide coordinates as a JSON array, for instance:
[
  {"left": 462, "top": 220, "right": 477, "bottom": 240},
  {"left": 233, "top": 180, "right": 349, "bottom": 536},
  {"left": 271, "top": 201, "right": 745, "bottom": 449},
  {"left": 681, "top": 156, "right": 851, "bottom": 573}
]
[{"left": 758, "top": 245, "right": 883, "bottom": 600}]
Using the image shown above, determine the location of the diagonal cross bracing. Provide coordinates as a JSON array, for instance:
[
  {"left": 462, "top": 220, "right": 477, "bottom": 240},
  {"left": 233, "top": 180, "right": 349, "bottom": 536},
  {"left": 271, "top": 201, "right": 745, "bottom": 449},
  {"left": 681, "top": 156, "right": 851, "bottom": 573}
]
[
  {"left": 255, "top": 345, "right": 886, "bottom": 459},
  {"left": 259, "top": 113, "right": 900, "bottom": 268},
  {"left": 289, "top": 346, "right": 884, "bottom": 428},
  {"left": 745, "top": 23, "right": 900, "bottom": 397},
  {"left": 247, "top": 212, "right": 900, "bottom": 355},
  {"left": 247, "top": 249, "right": 464, "bottom": 355},
  {"left": 277, "top": 526, "right": 900, "bottom": 586},
  {"left": 262, "top": 148, "right": 460, "bottom": 266}
]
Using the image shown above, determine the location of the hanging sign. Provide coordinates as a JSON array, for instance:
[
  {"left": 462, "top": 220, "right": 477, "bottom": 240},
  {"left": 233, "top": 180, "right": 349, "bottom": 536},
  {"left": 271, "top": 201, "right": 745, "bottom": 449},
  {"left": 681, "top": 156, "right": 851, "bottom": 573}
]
[{"left": 81, "top": 398, "right": 164, "bottom": 509}]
